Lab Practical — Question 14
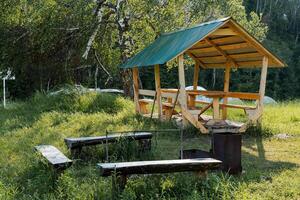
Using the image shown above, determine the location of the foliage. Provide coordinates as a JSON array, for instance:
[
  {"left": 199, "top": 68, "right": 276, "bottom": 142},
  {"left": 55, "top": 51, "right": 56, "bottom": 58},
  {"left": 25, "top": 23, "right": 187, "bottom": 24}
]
[{"left": 0, "top": 0, "right": 273, "bottom": 99}]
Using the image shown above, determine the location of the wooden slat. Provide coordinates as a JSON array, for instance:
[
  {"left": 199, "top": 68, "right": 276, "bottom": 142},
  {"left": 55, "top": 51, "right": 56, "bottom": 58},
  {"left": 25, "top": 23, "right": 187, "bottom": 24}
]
[
  {"left": 139, "top": 90, "right": 176, "bottom": 100},
  {"left": 193, "top": 36, "right": 244, "bottom": 49},
  {"left": 205, "top": 38, "right": 237, "bottom": 67},
  {"left": 211, "top": 28, "right": 237, "bottom": 36},
  {"left": 226, "top": 92, "right": 259, "bottom": 100},
  {"left": 139, "top": 99, "right": 153, "bottom": 103},
  {"left": 139, "top": 89, "right": 155, "bottom": 96},
  {"left": 65, "top": 132, "right": 153, "bottom": 149},
  {"left": 35, "top": 145, "right": 72, "bottom": 168},
  {"left": 189, "top": 42, "right": 249, "bottom": 54},
  {"left": 98, "top": 158, "right": 222, "bottom": 176},
  {"left": 195, "top": 100, "right": 256, "bottom": 110}
]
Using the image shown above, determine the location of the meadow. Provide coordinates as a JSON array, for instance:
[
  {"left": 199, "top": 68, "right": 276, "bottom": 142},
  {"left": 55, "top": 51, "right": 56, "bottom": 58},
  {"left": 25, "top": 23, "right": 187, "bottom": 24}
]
[{"left": 0, "top": 91, "right": 299, "bottom": 199}]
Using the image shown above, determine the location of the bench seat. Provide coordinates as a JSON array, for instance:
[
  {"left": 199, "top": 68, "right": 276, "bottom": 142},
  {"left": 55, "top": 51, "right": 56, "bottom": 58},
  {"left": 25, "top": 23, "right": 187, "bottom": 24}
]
[
  {"left": 35, "top": 145, "right": 72, "bottom": 169},
  {"left": 65, "top": 132, "right": 152, "bottom": 150},
  {"left": 98, "top": 158, "right": 222, "bottom": 176},
  {"left": 138, "top": 99, "right": 176, "bottom": 115}
]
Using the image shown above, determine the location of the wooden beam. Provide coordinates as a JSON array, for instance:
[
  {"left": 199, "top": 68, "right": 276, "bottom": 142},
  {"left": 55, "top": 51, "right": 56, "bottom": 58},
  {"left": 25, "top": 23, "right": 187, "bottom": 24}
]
[
  {"left": 139, "top": 89, "right": 177, "bottom": 99},
  {"left": 258, "top": 56, "right": 268, "bottom": 112},
  {"left": 222, "top": 62, "right": 231, "bottom": 119},
  {"left": 154, "top": 65, "right": 163, "bottom": 119},
  {"left": 204, "top": 38, "right": 237, "bottom": 67},
  {"left": 193, "top": 63, "right": 200, "bottom": 90},
  {"left": 212, "top": 97, "right": 220, "bottom": 119},
  {"left": 211, "top": 28, "right": 238, "bottom": 36},
  {"left": 189, "top": 42, "right": 249, "bottom": 54},
  {"left": 226, "top": 92, "right": 259, "bottom": 100},
  {"left": 197, "top": 52, "right": 262, "bottom": 62},
  {"left": 194, "top": 36, "right": 243, "bottom": 48},
  {"left": 139, "top": 89, "right": 155, "bottom": 96},
  {"left": 178, "top": 54, "right": 188, "bottom": 126},
  {"left": 189, "top": 63, "right": 200, "bottom": 107},
  {"left": 186, "top": 52, "right": 206, "bottom": 68},
  {"left": 181, "top": 107, "right": 209, "bottom": 133},
  {"left": 132, "top": 68, "right": 140, "bottom": 113},
  {"left": 195, "top": 100, "right": 256, "bottom": 110},
  {"left": 199, "top": 103, "right": 213, "bottom": 115},
  {"left": 204, "top": 61, "right": 263, "bottom": 68},
  {"left": 162, "top": 89, "right": 260, "bottom": 100}
]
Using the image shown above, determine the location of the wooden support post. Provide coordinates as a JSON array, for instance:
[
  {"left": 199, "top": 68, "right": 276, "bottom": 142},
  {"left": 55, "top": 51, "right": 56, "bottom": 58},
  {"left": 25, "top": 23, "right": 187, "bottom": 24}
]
[
  {"left": 222, "top": 62, "right": 231, "bottom": 119},
  {"left": 212, "top": 97, "right": 220, "bottom": 120},
  {"left": 189, "top": 63, "right": 200, "bottom": 108},
  {"left": 258, "top": 56, "right": 268, "bottom": 113},
  {"left": 154, "top": 65, "right": 162, "bottom": 119},
  {"left": 178, "top": 54, "right": 188, "bottom": 126},
  {"left": 132, "top": 67, "right": 140, "bottom": 113}
]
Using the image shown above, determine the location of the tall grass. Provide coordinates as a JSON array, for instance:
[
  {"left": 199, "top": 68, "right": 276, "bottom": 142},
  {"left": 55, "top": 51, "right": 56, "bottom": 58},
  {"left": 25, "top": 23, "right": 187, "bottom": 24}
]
[{"left": 0, "top": 91, "right": 299, "bottom": 199}]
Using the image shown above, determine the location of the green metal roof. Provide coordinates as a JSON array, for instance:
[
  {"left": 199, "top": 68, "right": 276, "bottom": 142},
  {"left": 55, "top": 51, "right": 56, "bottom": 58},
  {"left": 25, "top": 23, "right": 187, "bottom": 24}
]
[{"left": 121, "top": 17, "right": 230, "bottom": 69}]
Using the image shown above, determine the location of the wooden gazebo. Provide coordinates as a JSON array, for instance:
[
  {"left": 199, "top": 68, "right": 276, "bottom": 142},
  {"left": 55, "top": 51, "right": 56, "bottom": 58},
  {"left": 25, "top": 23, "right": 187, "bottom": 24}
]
[{"left": 121, "top": 17, "right": 285, "bottom": 133}]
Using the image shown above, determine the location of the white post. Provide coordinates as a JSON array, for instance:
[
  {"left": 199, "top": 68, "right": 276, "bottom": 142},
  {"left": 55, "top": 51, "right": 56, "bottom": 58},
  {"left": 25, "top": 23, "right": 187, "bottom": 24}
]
[{"left": 3, "top": 78, "right": 6, "bottom": 108}]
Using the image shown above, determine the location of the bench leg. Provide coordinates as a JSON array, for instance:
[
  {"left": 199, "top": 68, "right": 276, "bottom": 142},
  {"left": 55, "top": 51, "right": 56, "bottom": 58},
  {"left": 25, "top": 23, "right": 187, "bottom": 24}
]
[
  {"left": 70, "top": 147, "right": 82, "bottom": 158},
  {"left": 196, "top": 170, "right": 208, "bottom": 178},
  {"left": 139, "top": 102, "right": 149, "bottom": 114},
  {"left": 112, "top": 174, "right": 128, "bottom": 198},
  {"left": 138, "top": 139, "right": 151, "bottom": 152}
]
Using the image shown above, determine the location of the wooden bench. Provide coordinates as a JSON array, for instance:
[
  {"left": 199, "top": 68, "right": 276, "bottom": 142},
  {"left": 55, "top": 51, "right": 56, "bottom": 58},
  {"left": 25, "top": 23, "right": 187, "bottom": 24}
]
[
  {"left": 138, "top": 99, "right": 154, "bottom": 114},
  {"left": 139, "top": 98, "right": 178, "bottom": 119},
  {"left": 35, "top": 145, "right": 73, "bottom": 170},
  {"left": 98, "top": 158, "right": 221, "bottom": 188},
  {"left": 98, "top": 158, "right": 221, "bottom": 176},
  {"left": 64, "top": 132, "right": 153, "bottom": 156}
]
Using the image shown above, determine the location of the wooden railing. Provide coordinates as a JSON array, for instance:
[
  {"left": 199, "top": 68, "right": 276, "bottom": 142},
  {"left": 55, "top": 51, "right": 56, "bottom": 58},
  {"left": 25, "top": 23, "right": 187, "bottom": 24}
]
[{"left": 161, "top": 89, "right": 260, "bottom": 100}]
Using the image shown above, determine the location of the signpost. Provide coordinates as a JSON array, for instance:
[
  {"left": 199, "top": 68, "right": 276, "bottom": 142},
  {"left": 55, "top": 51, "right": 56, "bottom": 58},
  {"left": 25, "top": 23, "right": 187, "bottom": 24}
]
[{"left": 1, "top": 70, "right": 15, "bottom": 108}]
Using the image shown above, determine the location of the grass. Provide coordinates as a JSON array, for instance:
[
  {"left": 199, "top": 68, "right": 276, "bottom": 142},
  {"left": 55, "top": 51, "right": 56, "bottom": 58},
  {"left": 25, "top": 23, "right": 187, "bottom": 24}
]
[{"left": 0, "top": 91, "right": 299, "bottom": 199}]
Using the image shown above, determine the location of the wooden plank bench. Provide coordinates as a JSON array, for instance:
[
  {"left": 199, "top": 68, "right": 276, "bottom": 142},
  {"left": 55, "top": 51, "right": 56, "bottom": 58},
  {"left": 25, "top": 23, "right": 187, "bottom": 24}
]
[
  {"left": 98, "top": 158, "right": 221, "bottom": 189},
  {"left": 98, "top": 158, "right": 221, "bottom": 176},
  {"left": 35, "top": 145, "right": 73, "bottom": 170},
  {"left": 64, "top": 132, "right": 153, "bottom": 156}
]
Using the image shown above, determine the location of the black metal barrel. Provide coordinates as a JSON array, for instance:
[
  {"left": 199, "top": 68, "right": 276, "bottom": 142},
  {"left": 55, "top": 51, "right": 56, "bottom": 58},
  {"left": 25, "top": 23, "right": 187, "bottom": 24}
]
[{"left": 212, "top": 133, "right": 242, "bottom": 174}]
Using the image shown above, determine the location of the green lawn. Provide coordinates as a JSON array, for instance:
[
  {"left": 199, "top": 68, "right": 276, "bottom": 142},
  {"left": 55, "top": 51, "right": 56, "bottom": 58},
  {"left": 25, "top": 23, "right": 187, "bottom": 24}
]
[{"left": 0, "top": 92, "right": 299, "bottom": 199}]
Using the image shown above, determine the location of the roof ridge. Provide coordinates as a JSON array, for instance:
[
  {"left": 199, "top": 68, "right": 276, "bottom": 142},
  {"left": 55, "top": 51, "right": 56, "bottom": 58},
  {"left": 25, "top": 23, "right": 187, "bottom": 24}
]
[{"left": 161, "top": 17, "right": 231, "bottom": 36}]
